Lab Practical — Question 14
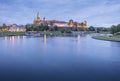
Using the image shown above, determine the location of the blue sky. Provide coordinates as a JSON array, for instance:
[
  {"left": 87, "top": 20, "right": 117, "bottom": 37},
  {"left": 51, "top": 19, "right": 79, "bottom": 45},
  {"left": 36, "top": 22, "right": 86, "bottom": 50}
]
[{"left": 0, "top": 0, "right": 120, "bottom": 27}]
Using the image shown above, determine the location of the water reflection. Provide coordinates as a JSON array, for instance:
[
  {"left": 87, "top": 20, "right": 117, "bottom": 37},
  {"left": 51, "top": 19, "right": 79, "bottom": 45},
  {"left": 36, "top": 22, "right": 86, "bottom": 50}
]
[
  {"left": 110, "top": 41, "right": 120, "bottom": 47},
  {"left": 77, "top": 34, "right": 80, "bottom": 41},
  {"left": 0, "top": 35, "right": 120, "bottom": 81},
  {"left": 4, "top": 36, "right": 8, "bottom": 41},
  {"left": 77, "top": 34, "right": 81, "bottom": 49},
  {"left": 3, "top": 36, "right": 15, "bottom": 48},
  {"left": 3, "top": 36, "right": 26, "bottom": 48},
  {"left": 44, "top": 34, "right": 47, "bottom": 46},
  {"left": 4, "top": 36, "right": 25, "bottom": 40}
]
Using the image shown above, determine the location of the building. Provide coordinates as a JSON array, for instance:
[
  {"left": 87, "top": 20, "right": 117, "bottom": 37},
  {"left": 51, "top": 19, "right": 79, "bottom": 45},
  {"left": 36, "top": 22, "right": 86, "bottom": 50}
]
[
  {"left": 8, "top": 24, "right": 26, "bottom": 32},
  {"left": 53, "top": 22, "right": 68, "bottom": 27},
  {"left": 33, "top": 12, "right": 46, "bottom": 25},
  {"left": 0, "top": 24, "right": 26, "bottom": 32},
  {"left": 48, "top": 20, "right": 69, "bottom": 27},
  {"left": 1, "top": 24, "right": 7, "bottom": 32},
  {"left": 33, "top": 12, "right": 87, "bottom": 31},
  {"left": 68, "top": 19, "right": 74, "bottom": 27}
]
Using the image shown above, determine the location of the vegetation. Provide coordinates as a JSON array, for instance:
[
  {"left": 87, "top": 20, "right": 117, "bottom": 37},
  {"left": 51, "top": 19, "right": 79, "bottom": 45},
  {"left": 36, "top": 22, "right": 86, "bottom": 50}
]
[
  {"left": 88, "top": 26, "right": 95, "bottom": 31},
  {"left": 111, "top": 24, "right": 120, "bottom": 34},
  {"left": 0, "top": 32, "right": 25, "bottom": 36},
  {"left": 88, "top": 26, "right": 111, "bottom": 34},
  {"left": 25, "top": 24, "right": 73, "bottom": 34},
  {"left": 65, "top": 29, "right": 72, "bottom": 33},
  {"left": 60, "top": 29, "right": 65, "bottom": 33},
  {"left": 92, "top": 36, "right": 120, "bottom": 42},
  {"left": 91, "top": 24, "right": 120, "bottom": 42},
  {"left": 41, "top": 31, "right": 61, "bottom": 36},
  {"left": 54, "top": 26, "right": 58, "bottom": 31},
  {"left": 26, "top": 24, "right": 49, "bottom": 31}
]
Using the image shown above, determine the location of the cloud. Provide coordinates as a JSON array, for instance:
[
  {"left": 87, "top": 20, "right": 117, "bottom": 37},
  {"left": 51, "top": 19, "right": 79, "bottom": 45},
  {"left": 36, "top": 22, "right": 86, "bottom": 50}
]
[{"left": 0, "top": 0, "right": 120, "bottom": 27}]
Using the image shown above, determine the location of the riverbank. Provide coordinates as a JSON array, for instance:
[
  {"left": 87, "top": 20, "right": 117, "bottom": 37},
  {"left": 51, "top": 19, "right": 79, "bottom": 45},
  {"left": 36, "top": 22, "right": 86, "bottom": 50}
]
[
  {"left": 0, "top": 32, "right": 25, "bottom": 37},
  {"left": 92, "top": 35, "right": 120, "bottom": 42},
  {"left": 0, "top": 31, "right": 87, "bottom": 37},
  {"left": 25, "top": 31, "right": 87, "bottom": 37}
]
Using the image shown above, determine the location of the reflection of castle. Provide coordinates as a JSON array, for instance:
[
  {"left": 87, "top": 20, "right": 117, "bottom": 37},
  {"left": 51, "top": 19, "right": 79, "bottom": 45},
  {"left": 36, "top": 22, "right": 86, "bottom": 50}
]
[{"left": 33, "top": 12, "right": 87, "bottom": 31}]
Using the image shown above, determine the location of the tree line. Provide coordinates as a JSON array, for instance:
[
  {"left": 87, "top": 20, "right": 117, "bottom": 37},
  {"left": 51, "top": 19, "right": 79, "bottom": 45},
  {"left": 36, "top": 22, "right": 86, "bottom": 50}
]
[
  {"left": 88, "top": 24, "right": 120, "bottom": 34},
  {"left": 111, "top": 24, "right": 120, "bottom": 34},
  {"left": 25, "top": 24, "right": 49, "bottom": 31},
  {"left": 25, "top": 23, "right": 120, "bottom": 34},
  {"left": 25, "top": 24, "right": 72, "bottom": 33},
  {"left": 88, "top": 26, "right": 110, "bottom": 33}
]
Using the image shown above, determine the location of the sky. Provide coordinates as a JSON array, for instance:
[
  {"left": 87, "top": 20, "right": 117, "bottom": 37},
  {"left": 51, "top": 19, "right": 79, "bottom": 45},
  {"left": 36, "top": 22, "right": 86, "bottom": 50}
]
[{"left": 0, "top": 0, "right": 120, "bottom": 27}]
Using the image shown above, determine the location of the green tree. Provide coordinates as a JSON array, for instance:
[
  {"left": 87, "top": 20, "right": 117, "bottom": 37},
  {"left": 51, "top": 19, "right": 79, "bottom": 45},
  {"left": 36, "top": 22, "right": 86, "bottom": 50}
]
[
  {"left": 65, "top": 29, "right": 72, "bottom": 33},
  {"left": 54, "top": 26, "right": 58, "bottom": 31},
  {"left": 117, "top": 24, "right": 120, "bottom": 32},
  {"left": 42, "top": 24, "right": 49, "bottom": 31},
  {"left": 60, "top": 29, "right": 65, "bottom": 33},
  {"left": 88, "top": 26, "right": 95, "bottom": 31},
  {"left": 25, "top": 24, "right": 33, "bottom": 31},
  {"left": 111, "top": 25, "right": 118, "bottom": 34}
]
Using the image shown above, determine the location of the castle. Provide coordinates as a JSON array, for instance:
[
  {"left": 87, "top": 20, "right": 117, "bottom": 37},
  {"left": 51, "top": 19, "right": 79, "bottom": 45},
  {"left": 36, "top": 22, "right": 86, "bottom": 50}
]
[{"left": 33, "top": 12, "right": 87, "bottom": 31}]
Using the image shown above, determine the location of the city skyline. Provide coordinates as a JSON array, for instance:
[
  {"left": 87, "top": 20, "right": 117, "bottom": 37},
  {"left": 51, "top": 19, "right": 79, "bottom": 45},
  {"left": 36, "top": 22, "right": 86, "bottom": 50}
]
[{"left": 0, "top": 0, "right": 120, "bottom": 27}]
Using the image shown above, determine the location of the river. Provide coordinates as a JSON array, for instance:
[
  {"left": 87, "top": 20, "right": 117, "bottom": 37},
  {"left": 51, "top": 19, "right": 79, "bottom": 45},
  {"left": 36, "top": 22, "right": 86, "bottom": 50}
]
[{"left": 0, "top": 34, "right": 120, "bottom": 81}]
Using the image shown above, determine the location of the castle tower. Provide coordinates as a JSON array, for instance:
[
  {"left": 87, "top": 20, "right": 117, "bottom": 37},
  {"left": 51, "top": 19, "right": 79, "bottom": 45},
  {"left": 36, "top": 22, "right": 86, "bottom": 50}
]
[
  {"left": 43, "top": 17, "right": 46, "bottom": 21},
  {"left": 68, "top": 19, "right": 74, "bottom": 27},
  {"left": 37, "top": 12, "right": 40, "bottom": 20},
  {"left": 83, "top": 20, "right": 87, "bottom": 31},
  {"left": 83, "top": 20, "right": 87, "bottom": 27}
]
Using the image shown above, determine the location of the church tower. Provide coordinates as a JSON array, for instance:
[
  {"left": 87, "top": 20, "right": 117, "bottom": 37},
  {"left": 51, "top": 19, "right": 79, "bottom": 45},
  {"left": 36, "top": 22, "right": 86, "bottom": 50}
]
[
  {"left": 37, "top": 12, "right": 40, "bottom": 20},
  {"left": 83, "top": 20, "right": 87, "bottom": 31},
  {"left": 43, "top": 17, "right": 46, "bottom": 21},
  {"left": 33, "top": 12, "right": 41, "bottom": 24}
]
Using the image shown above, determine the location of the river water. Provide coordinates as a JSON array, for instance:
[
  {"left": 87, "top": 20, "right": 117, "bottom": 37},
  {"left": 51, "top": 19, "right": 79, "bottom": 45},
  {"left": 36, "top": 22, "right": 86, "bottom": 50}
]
[{"left": 0, "top": 34, "right": 120, "bottom": 81}]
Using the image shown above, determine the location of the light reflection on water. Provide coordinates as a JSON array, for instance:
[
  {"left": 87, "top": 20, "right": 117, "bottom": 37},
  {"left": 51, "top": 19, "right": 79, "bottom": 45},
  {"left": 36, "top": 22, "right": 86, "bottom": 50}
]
[
  {"left": 44, "top": 34, "right": 46, "bottom": 46},
  {"left": 0, "top": 35, "right": 120, "bottom": 81}
]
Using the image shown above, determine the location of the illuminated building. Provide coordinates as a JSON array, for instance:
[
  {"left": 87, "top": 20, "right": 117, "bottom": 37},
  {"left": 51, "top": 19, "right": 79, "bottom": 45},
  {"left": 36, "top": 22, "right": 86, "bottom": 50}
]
[
  {"left": 8, "top": 24, "right": 26, "bottom": 32},
  {"left": 33, "top": 12, "right": 87, "bottom": 31}
]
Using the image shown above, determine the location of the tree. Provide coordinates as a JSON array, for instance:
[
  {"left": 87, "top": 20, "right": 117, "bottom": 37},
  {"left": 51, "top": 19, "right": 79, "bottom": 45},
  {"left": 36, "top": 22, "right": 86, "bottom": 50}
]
[
  {"left": 35, "top": 25, "right": 42, "bottom": 31},
  {"left": 25, "top": 24, "right": 33, "bottom": 31},
  {"left": 88, "top": 26, "right": 95, "bottom": 31},
  {"left": 54, "top": 26, "right": 58, "bottom": 31},
  {"left": 96, "top": 28, "right": 101, "bottom": 33},
  {"left": 117, "top": 24, "right": 120, "bottom": 32},
  {"left": 65, "top": 29, "right": 72, "bottom": 33},
  {"left": 60, "top": 29, "right": 65, "bottom": 33},
  {"left": 43, "top": 24, "right": 49, "bottom": 31},
  {"left": 110, "top": 25, "right": 120, "bottom": 34}
]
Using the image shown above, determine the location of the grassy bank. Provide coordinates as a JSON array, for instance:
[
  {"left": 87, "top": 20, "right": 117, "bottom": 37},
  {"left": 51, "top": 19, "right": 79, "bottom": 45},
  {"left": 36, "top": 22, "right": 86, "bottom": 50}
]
[
  {"left": 41, "top": 31, "right": 62, "bottom": 35},
  {"left": 0, "top": 32, "right": 25, "bottom": 36},
  {"left": 40, "top": 31, "right": 74, "bottom": 36},
  {"left": 92, "top": 36, "right": 120, "bottom": 42}
]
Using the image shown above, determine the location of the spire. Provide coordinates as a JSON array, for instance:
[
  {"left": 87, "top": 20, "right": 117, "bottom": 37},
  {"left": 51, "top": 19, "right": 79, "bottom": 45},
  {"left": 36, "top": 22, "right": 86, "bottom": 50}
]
[
  {"left": 84, "top": 20, "right": 87, "bottom": 23},
  {"left": 43, "top": 17, "right": 46, "bottom": 21},
  {"left": 37, "top": 12, "right": 40, "bottom": 20}
]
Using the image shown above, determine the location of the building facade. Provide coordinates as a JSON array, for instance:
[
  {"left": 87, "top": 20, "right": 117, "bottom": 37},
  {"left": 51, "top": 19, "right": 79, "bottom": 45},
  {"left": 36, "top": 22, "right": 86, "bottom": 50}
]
[
  {"left": 0, "top": 24, "right": 26, "bottom": 32},
  {"left": 8, "top": 24, "right": 26, "bottom": 32},
  {"left": 33, "top": 12, "right": 87, "bottom": 31}
]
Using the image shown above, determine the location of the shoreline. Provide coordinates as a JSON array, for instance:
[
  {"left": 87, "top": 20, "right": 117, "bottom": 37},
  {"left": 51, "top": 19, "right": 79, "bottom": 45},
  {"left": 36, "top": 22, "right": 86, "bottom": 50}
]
[
  {"left": 0, "top": 32, "right": 25, "bottom": 37},
  {"left": 0, "top": 31, "right": 79, "bottom": 37},
  {"left": 92, "top": 36, "right": 120, "bottom": 42}
]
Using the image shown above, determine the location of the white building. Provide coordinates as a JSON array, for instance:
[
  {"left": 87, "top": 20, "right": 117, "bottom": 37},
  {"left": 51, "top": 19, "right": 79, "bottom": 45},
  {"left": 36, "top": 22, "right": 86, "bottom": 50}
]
[
  {"left": 8, "top": 24, "right": 26, "bottom": 32},
  {"left": 53, "top": 22, "right": 69, "bottom": 27}
]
